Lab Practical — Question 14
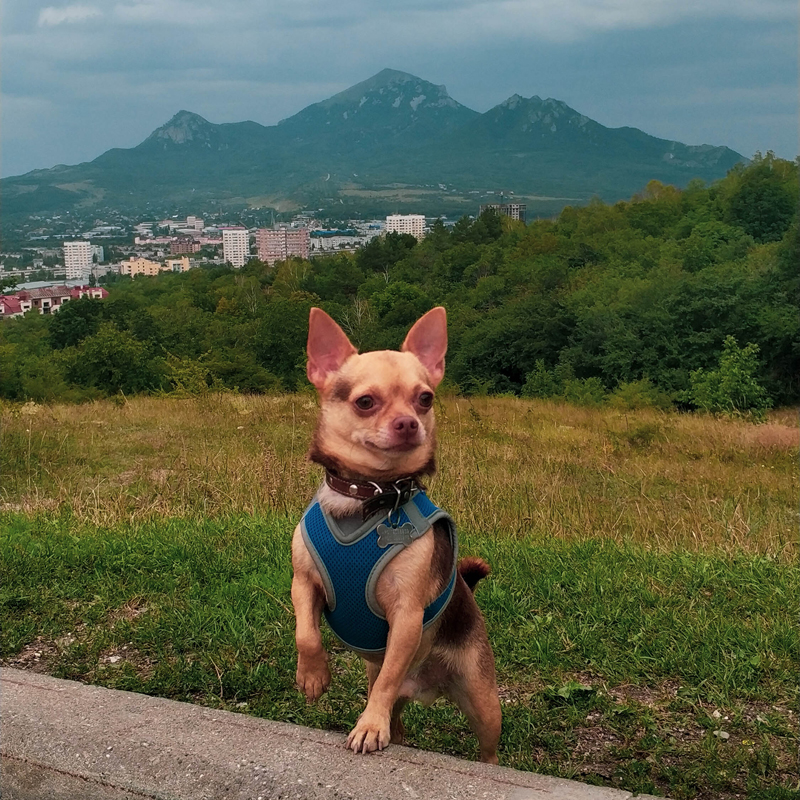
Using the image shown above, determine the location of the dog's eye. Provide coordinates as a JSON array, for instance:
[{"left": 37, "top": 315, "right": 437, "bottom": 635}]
[
  {"left": 355, "top": 395, "right": 374, "bottom": 410},
  {"left": 418, "top": 392, "right": 434, "bottom": 408}
]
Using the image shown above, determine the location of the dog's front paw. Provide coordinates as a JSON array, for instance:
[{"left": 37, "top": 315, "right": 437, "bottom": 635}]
[
  {"left": 296, "top": 656, "right": 331, "bottom": 702},
  {"left": 345, "top": 710, "right": 390, "bottom": 754}
]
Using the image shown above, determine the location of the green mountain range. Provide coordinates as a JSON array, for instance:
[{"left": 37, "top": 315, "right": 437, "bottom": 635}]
[{"left": 2, "top": 68, "right": 745, "bottom": 219}]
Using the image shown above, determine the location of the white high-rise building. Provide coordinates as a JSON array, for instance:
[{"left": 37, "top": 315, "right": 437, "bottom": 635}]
[
  {"left": 385, "top": 214, "right": 425, "bottom": 240},
  {"left": 222, "top": 227, "right": 249, "bottom": 268},
  {"left": 64, "top": 241, "right": 93, "bottom": 280}
]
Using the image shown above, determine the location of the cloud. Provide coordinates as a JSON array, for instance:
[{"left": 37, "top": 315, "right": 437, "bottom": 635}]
[
  {"left": 25, "top": 0, "right": 797, "bottom": 42},
  {"left": 38, "top": 4, "right": 102, "bottom": 26},
  {"left": 113, "top": 1, "right": 219, "bottom": 26}
]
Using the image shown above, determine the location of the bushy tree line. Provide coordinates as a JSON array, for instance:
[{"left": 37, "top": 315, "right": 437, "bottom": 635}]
[{"left": 1, "top": 153, "right": 797, "bottom": 414}]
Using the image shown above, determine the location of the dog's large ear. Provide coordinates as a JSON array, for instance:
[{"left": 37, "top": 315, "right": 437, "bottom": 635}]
[
  {"left": 402, "top": 307, "right": 447, "bottom": 388},
  {"left": 307, "top": 308, "right": 357, "bottom": 389}
]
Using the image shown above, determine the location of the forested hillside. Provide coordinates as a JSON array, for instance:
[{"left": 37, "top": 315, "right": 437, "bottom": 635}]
[{"left": 1, "top": 154, "right": 797, "bottom": 410}]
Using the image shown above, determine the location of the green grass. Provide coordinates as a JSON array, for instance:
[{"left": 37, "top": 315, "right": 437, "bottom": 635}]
[{"left": 1, "top": 510, "right": 797, "bottom": 799}]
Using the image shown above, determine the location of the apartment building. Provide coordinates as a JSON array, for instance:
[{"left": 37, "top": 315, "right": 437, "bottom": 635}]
[
  {"left": 64, "top": 241, "right": 93, "bottom": 280},
  {"left": 222, "top": 227, "right": 250, "bottom": 268},
  {"left": 170, "top": 237, "right": 202, "bottom": 255},
  {"left": 255, "top": 228, "right": 310, "bottom": 265},
  {"left": 121, "top": 257, "right": 162, "bottom": 277},
  {"left": 385, "top": 215, "right": 425, "bottom": 240},
  {"left": 165, "top": 257, "right": 191, "bottom": 273},
  {"left": 479, "top": 203, "right": 527, "bottom": 223}
]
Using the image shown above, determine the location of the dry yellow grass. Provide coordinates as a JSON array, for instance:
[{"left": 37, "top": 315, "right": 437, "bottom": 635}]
[{"left": 1, "top": 394, "right": 796, "bottom": 558}]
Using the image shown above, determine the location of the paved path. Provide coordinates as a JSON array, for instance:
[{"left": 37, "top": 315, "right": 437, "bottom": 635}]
[{"left": 2, "top": 668, "right": 666, "bottom": 800}]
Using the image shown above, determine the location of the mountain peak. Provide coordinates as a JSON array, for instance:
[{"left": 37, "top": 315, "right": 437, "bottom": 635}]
[
  {"left": 275, "top": 68, "right": 478, "bottom": 145},
  {"left": 489, "top": 94, "right": 587, "bottom": 123},
  {"left": 313, "top": 68, "right": 460, "bottom": 111},
  {"left": 370, "top": 68, "right": 420, "bottom": 85},
  {"left": 168, "top": 110, "right": 210, "bottom": 124},
  {"left": 147, "top": 111, "right": 214, "bottom": 145},
  {"left": 499, "top": 94, "right": 526, "bottom": 109}
]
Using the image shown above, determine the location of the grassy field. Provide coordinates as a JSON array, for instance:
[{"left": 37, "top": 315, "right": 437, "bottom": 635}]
[{"left": 1, "top": 394, "right": 798, "bottom": 798}]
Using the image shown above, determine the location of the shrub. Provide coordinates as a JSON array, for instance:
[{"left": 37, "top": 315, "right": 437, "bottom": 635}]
[
  {"left": 621, "top": 422, "right": 663, "bottom": 448},
  {"left": 165, "top": 354, "right": 211, "bottom": 397},
  {"left": 522, "top": 362, "right": 607, "bottom": 406},
  {"left": 609, "top": 378, "right": 673, "bottom": 410},
  {"left": 522, "top": 360, "right": 558, "bottom": 398},
  {"left": 562, "top": 377, "right": 607, "bottom": 406},
  {"left": 685, "top": 336, "right": 772, "bottom": 420}
]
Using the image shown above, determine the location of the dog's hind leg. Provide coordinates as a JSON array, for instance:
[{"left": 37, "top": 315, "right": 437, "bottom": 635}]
[
  {"left": 448, "top": 646, "right": 502, "bottom": 764},
  {"left": 390, "top": 697, "right": 409, "bottom": 744},
  {"left": 452, "top": 680, "right": 501, "bottom": 763},
  {"left": 365, "top": 660, "right": 380, "bottom": 698}
]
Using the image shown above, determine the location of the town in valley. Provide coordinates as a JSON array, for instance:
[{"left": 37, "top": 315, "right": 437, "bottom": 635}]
[{"left": 0, "top": 204, "right": 526, "bottom": 318}]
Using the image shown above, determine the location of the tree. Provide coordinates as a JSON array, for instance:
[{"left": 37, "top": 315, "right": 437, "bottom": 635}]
[
  {"left": 425, "top": 218, "right": 451, "bottom": 251},
  {"left": 64, "top": 322, "right": 161, "bottom": 395},
  {"left": 253, "top": 295, "right": 316, "bottom": 389},
  {"left": 48, "top": 297, "right": 105, "bottom": 349},
  {"left": 370, "top": 281, "right": 431, "bottom": 329},
  {"left": 726, "top": 153, "right": 799, "bottom": 243},
  {"left": 355, "top": 232, "right": 416, "bottom": 274}
]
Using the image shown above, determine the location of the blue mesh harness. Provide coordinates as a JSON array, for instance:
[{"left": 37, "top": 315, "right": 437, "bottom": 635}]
[{"left": 300, "top": 490, "right": 458, "bottom": 654}]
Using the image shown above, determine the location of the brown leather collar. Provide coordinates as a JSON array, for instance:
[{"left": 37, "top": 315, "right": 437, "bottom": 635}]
[{"left": 324, "top": 472, "right": 423, "bottom": 519}]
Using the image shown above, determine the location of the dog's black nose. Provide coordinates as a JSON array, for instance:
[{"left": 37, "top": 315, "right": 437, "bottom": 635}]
[{"left": 393, "top": 416, "right": 419, "bottom": 435}]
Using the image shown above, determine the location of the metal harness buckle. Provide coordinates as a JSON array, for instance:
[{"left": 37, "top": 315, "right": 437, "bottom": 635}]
[{"left": 362, "top": 477, "right": 416, "bottom": 522}]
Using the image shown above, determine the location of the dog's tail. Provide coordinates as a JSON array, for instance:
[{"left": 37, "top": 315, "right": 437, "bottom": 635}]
[{"left": 458, "top": 557, "right": 491, "bottom": 592}]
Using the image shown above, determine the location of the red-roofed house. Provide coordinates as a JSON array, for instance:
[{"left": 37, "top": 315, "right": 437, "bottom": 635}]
[
  {"left": 15, "top": 286, "right": 74, "bottom": 315},
  {"left": 0, "top": 295, "right": 27, "bottom": 319},
  {"left": 70, "top": 285, "right": 109, "bottom": 301},
  {"left": 0, "top": 285, "right": 108, "bottom": 319}
]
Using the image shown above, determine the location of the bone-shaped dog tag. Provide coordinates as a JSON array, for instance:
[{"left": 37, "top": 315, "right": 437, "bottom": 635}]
[{"left": 376, "top": 522, "right": 417, "bottom": 548}]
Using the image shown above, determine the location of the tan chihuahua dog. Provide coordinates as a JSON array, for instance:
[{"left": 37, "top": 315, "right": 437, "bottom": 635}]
[{"left": 291, "top": 306, "right": 501, "bottom": 763}]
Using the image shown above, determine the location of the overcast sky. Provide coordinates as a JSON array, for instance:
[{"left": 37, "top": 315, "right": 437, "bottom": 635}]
[{"left": 2, "top": 0, "right": 797, "bottom": 177}]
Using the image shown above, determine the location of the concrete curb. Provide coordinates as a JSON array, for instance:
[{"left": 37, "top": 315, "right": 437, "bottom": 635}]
[{"left": 1, "top": 668, "right": 666, "bottom": 800}]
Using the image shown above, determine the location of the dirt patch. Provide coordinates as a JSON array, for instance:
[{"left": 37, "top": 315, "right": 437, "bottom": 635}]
[
  {"left": 497, "top": 678, "right": 547, "bottom": 705},
  {"left": 108, "top": 598, "right": 150, "bottom": 623},
  {"left": 98, "top": 645, "right": 156, "bottom": 679},
  {"left": 574, "top": 723, "right": 624, "bottom": 756},
  {"left": 0, "top": 636, "right": 60, "bottom": 673},
  {"left": 577, "top": 761, "right": 616, "bottom": 779},
  {"left": 608, "top": 681, "right": 680, "bottom": 707}
]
